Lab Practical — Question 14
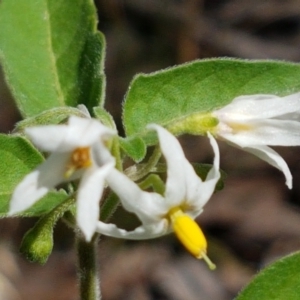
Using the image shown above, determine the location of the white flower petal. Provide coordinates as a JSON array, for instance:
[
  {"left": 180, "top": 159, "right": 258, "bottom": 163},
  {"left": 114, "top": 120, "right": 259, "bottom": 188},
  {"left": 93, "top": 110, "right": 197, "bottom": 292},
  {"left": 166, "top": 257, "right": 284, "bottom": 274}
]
[
  {"left": 92, "top": 140, "right": 115, "bottom": 166},
  {"left": 234, "top": 119, "right": 300, "bottom": 146},
  {"left": 76, "top": 163, "right": 114, "bottom": 241},
  {"left": 216, "top": 93, "right": 300, "bottom": 120},
  {"left": 218, "top": 119, "right": 300, "bottom": 147},
  {"left": 77, "top": 104, "right": 91, "bottom": 117},
  {"left": 185, "top": 133, "right": 220, "bottom": 211},
  {"left": 278, "top": 111, "right": 300, "bottom": 121},
  {"left": 213, "top": 93, "right": 300, "bottom": 188},
  {"left": 223, "top": 134, "right": 293, "bottom": 189},
  {"left": 96, "top": 219, "right": 169, "bottom": 240},
  {"left": 66, "top": 116, "right": 115, "bottom": 149},
  {"left": 106, "top": 168, "right": 166, "bottom": 222},
  {"left": 243, "top": 145, "right": 292, "bottom": 189},
  {"left": 206, "top": 133, "right": 220, "bottom": 180},
  {"left": 25, "top": 126, "right": 70, "bottom": 152},
  {"left": 147, "top": 124, "right": 192, "bottom": 207},
  {"left": 9, "top": 153, "right": 69, "bottom": 215},
  {"left": 25, "top": 116, "right": 116, "bottom": 153}
]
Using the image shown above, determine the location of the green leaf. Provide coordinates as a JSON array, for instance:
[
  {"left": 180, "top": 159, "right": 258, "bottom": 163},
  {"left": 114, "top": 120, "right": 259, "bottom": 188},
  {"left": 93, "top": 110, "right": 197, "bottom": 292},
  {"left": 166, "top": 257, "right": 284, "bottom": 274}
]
[
  {"left": 0, "top": 0, "right": 105, "bottom": 117},
  {"left": 93, "top": 106, "right": 117, "bottom": 130},
  {"left": 0, "top": 134, "right": 43, "bottom": 215},
  {"left": 123, "top": 58, "right": 300, "bottom": 145},
  {"left": 119, "top": 136, "right": 147, "bottom": 162},
  {"left": 236, "top": 251, "right": 300, "bottom": 300},
  {"left": 79, "top": 32, "right": 106, "bottom": 111},
  {"left": 0, "top": 134, "right": 67, "bottom": 217}
]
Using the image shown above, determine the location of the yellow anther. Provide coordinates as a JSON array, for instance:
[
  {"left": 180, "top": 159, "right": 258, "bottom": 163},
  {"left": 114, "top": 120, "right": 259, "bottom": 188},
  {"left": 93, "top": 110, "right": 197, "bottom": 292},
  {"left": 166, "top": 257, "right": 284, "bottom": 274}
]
[
  {"left": 169, "top": 207, "right": 216, "bottom": 270},
  {"left": 64, "top": 147, "right": 92, "bottom": 178}
]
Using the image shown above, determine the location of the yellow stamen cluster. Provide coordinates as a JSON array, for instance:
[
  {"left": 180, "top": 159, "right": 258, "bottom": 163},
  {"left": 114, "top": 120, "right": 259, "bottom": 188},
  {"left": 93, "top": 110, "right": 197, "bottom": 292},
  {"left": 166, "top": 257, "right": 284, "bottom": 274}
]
[
  {"left": 169, "top": 207, "right": 216, "bottom": 270},
  {"left": 65, "top": 147, "right": 92, "bottom": 178}
]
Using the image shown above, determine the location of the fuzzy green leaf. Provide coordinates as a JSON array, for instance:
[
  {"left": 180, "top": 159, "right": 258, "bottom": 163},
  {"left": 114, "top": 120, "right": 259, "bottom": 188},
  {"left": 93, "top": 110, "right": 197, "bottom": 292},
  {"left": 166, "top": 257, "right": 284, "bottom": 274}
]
[
  {"left": 123, "top": 58, "right": 300, "bottom": 146},
  {"left": 236, "top": 251, "right": 300, "bottom": 300},
  {"left": 0, "top": 0, "right": 105, "bottom": 117},
  {"left": 119, "top": 136, "right": 147, "bottom": 162},
  {"left": 0, "top": 134, "right": 67, "bottom": 217},
  {"left": 93, "top": 106, "right": 117, "bottom": 130}
]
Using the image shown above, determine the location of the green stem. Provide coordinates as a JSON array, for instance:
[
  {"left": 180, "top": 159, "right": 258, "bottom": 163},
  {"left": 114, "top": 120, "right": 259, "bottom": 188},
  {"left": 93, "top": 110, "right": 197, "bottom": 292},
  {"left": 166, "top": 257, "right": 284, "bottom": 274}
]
[
  {"left": 38, "top": 194, "right": 75, "bottom": 228},
  {"left": 111, "top": 136, "right": 123, "bottom": 171},
  {"left": 20, "top": 195, "right": 75, "bottom": 265},
  {"left": 100, "top": 192, "right": 119, "bottom": 222},
  {"left": 76, "top": 233, "right": 101, "bottom": 300},
  {"left": 138, "top": 173, "right": 165, "bottom": 195},
  {"left": 125, "top": 145, "right": 161, "bottom": 181}
]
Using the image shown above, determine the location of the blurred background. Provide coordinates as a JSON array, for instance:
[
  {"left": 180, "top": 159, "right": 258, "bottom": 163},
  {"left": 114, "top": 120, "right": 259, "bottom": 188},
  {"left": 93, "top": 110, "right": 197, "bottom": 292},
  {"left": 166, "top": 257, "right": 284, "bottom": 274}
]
[{"left": 1, "top": 0, "right": 300, "bottom": 299}]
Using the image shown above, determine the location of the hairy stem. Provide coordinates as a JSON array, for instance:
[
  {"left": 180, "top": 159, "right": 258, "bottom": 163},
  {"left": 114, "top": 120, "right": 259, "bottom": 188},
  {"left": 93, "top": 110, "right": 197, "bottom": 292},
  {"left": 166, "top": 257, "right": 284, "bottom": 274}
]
[
  {"left": 76, "top": 234, "right": 101, "bottom": 300},
  {"left": 125, "top": 145, "right": 161, "bottom": 181}
]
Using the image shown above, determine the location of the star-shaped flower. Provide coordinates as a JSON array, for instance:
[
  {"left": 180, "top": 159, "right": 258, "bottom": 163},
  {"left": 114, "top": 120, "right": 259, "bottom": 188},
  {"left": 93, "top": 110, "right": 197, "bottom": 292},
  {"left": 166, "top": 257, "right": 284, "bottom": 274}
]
[
  {"left": 212, "top": 92, "right": 300, "bottom": 189},
  {"left": 9, "top": 116, "right": 116, "bottom": 241},
  {"left": 96, "top": 125, "right": 220, "bottom": 268}
]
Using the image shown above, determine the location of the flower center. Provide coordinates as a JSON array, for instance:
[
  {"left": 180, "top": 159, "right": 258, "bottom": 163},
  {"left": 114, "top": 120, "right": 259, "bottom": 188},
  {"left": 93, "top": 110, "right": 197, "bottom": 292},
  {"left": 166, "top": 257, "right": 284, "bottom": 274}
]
[
  {"left": 64, "top": 147, "right": 92, "bottom": 178},
  {"left": 168, "top": 207, "right": 216, "bottom": 270}
]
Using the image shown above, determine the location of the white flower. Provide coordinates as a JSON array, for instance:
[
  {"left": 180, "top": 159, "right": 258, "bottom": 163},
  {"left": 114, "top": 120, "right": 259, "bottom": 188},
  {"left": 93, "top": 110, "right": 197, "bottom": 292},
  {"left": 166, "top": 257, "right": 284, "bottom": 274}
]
[
  {"left": 9, "top": 116, "right": 116, "bottom": 241},
  {"left": 213, "top": 92, "right": 300, "bottom": 189},
  {"left": 96, "top": 125, "right": 220, "bottom": 268}
]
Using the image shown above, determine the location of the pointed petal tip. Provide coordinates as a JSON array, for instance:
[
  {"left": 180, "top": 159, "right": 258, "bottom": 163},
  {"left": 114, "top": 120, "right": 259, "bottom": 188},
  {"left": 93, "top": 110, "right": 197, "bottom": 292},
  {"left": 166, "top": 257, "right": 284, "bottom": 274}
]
[
  {"left": 286, "top": 179, "right": 293, "bottom": 189},
  {"left": 146, "top": 123, "right": 159, "bottom": 131},
  {"left": 7, "top": 208, "right": 18, "bottom": 217},
  {"left": 206, "top": 132, "right": 220, "bottom": 169},
  {"left": 7, "top": 201, "right": 28, "bottom": 216},
  {"left": 77, "top": 213, "right": 97, "bottom": 244},
  {"left": 77, "top": 214, "right": 96, "bottom": 242},
  {"left": 8, "top": 195, "right": 31, "bottom": 217},
  {"left": 82, "top": 230, "right": 94, "bottom": 242}
]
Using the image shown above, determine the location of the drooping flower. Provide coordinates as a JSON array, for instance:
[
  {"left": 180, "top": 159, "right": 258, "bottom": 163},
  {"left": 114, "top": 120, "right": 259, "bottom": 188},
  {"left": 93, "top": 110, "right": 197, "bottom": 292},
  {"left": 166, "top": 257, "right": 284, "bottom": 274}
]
[
  {"left": 9, "top": 116, "right": 116, "bottom": 241},
  {"left": 212, "top": 92, "right": 300, "bottom": 189},
  {"left": 96, "top": 125, "right": 220, "bottom": 268}
]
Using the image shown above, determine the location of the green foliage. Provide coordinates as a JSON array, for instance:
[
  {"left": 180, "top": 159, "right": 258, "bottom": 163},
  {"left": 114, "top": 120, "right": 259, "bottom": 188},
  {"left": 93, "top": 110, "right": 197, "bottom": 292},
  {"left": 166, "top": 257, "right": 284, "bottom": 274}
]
[
  {"left": 119, "top": 136, "right": 147, "bottom": 162},
  {"left": 123, "top": 58, "right": 300, "bottom": 149},
  {"left": 0, "top": 0, "right": 105, "bottom": 117},
  {"left": 0, "top": 134, "right": 68, "bottom": 217},
  {"left": 236, "top": 252, "right": 300, "bottom": 300},
  {"left": 93, "top": 106, "right": 117, "bottom": 130},
  {"left": 0, "top": 134, "right": 43, "bottom": 215},
  {"left": 1, "top": 0, "right": 300, "bottom": 296},
  {"left": 79, "top": 32, "right": 106, "bottom": 111}
]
